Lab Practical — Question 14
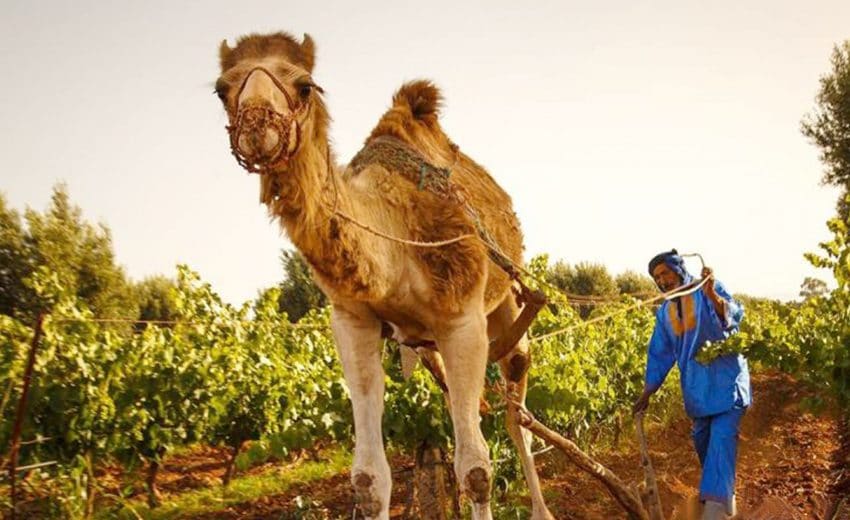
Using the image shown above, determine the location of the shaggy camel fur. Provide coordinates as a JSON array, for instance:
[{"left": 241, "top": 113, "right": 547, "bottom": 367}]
[{"left": 215, "top": 32, "right": 554, "bottom": 520}]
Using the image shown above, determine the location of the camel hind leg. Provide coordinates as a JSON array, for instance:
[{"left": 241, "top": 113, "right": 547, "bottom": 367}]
[{"left": 488, "top": 297, "right": 555, "bottom": 520}]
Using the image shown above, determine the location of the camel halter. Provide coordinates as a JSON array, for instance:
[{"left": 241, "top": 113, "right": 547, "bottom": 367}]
[{"left": 227, "top": 66, "right": 317, "bottom": 175}]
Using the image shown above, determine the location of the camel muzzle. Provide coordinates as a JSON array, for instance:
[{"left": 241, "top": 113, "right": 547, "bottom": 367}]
[
  {"left": 226, "top": 66, "right": 312, "bottom": 175},
  {"left": 228, "top": 103, "right": 302, "bottom": 174}
]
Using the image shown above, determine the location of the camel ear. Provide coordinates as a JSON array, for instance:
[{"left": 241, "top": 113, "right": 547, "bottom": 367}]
[
  {"left": 219, "top": 39, "right": 232, "bottom": 69},
  {"left": 301, "top": 33, "right": 316, "bottom": 72}
]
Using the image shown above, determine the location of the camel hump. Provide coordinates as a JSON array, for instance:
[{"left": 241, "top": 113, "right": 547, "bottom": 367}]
[{"left": 393, "top": 80, "right": 443, "bottom": 121}]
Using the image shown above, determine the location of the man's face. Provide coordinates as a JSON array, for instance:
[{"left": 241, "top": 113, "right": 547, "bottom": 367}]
[{"left": 652, "top": 263, "right": 682, "bottom": 292}]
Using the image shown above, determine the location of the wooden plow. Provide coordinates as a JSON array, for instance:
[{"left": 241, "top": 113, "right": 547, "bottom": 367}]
[
  {"left": 488, "top": 278, "right": 666, "bottom": 520},
  {"left": 500, "top": 387, "right": 665, "bottom": 520}
]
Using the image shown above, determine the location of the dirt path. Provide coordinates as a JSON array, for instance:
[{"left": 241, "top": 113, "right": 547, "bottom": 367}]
[
  {"left": 151, "top": 372, "right": 848, "bottom": 519},
  {"left": 540, "top": 371, "right": 849, "bottom": 519}
]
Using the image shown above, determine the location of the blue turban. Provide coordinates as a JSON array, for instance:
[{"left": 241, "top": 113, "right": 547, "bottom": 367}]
[{"left": 648, "top": 249, "right": 693, "bottom": 287}]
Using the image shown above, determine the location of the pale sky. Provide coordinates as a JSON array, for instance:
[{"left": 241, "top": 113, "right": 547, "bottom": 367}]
[{"left": 1, "top": 1, "right": 846, "bottom": 304}]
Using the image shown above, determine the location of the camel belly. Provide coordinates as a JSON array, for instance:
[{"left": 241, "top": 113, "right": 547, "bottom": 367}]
[{"left": 369, "top": 304, "right": 433, "bottom": 344}]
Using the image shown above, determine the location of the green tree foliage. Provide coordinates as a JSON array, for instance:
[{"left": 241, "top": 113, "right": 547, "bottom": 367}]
[
  {"left": 799, "top": 276, "right": 828, "bottom": 300},
  {"left": 276, "top": 250, "right": 327, "bottom": 322},
  {"left": 698, "top": 202, "right": 850, "bottom": 404},
  {"left": 0, "top": 185, "right": 135, "bottom": 322},
  {"left": 26, "top": 186, "right": 134, "bottom": 319},
  {"left": 570, "top": 262, "right": 618, "bottom": 298},
  {"left": 800, "top": 205, "right": 850, "bottom": 402},
  {"left": 0, "top": 194, "right": 29, "bottom": 317},
  {"left": 802, "top": 40, "right": 850, "bottom": 217},
  {"left": 546, "top": 260, "right": 618, "bottom": 318},
  {"left": 546, "top": 260, "right": 628, "bottom": 297},
  {"left": 132, "top": 276, "right": 177, "bottom": 330},
  {"left": 545, "top": 260, "right": 575, "bottom": 293},
  {"left": 615, "top": 270, "right": 657, "bottom": 296}
]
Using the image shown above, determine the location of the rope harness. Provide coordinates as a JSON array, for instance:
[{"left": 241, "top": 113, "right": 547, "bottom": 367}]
[
  {"left": 350, "top": 136, "right": 457, "bottom": 198},
  {"left": 348, "top": 136, "right": 520, "bottom": 275}
]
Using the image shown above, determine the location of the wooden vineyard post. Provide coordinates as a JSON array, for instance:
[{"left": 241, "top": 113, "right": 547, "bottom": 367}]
[
  {"left": 414, "top": 441, "right": 451, "bottom": 520},
  {"left": 6, "top": 313, "right": 46, "bottom": 520}
]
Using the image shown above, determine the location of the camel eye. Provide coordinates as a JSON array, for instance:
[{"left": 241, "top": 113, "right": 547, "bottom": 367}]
[
  {"left": 298, "top": 84, "right": 312, "bottom": 98},
  {"left": 214, "top": 81, "right": 229, "bottom": 102}
]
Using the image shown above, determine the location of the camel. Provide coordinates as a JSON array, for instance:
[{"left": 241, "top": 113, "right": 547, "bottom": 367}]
[{"left": 214, "top": 32, "right": 554, "bottom": 520}]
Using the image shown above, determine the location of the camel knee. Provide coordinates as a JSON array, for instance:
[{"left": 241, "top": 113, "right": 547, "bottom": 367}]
[
  {"left": 462, "top": 466, "right": 492, "bottom": 504},
  {"left": 352, "top": 471, "right": 387, "bottom": 519},
  {"left": 454, "top": 442, "right": 491, "bottom": 505},
  {"left": 506, "top": 351, "right": 531, "bottom": 383},
  {"left": 351, "top": 454, "right": 391, "bottom": 519}
]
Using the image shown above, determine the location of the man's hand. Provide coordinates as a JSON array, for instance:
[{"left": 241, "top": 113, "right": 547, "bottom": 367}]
[
  {"left": 632, "top": 387, "right": 655, "bottom": 415},
  {"left": 701, "top": 266, "right": 716, "bottom": 294},
  {"left": 701, "top": 266, "right": 727, "bottom": 323}
]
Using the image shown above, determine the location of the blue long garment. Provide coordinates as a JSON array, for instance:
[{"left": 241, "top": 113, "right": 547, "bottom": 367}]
[
  {"left": 692, "top": 406, "right": 745, "bottom": 504},
  {"left": 644, "top": 280, "right": 751, "bottom": 418}
]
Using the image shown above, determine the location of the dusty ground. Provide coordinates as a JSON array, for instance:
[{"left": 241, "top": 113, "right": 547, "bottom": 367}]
[
  {"left": 540, "top": 372, "right": 850, "bottom": 520},
  {"left": 98, "top": 371, "right": 850, "bottom": 519}
]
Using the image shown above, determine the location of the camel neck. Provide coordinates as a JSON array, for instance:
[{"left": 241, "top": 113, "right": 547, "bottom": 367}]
[
  {"left": 268, "top": 139, "right": 375, "bottom": 298},
  {"left": 261, "top": 138, "right": 354, "bottom": 265},
  {"left": 273, "top": 139, "right": 327, "bottom": 221}
]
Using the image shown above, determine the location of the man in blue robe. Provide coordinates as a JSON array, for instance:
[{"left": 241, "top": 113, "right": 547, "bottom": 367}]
[{"left": 632, "top": 249, "right": 750, "bottom": 519}]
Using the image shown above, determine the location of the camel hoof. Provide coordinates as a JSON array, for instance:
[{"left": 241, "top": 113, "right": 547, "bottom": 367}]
[
  {"left": 464, "top": 466, "right": 491, "bottom": 504},
  {"left": 353, "top": 472, "right": 382, "bottom": 517}
]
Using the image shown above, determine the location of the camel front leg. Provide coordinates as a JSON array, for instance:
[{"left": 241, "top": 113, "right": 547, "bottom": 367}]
[
  {"left": 438, "top": 311, "right": 493, "bottom": 520},
  {"left": 331, "top": 307, "right": 390, "bottom": 519}
]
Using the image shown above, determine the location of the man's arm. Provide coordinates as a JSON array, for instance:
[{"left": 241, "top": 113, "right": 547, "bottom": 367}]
[
  {"left": 633, "top": 315, "right": 675, "bottom": 414},
  {"left": 701, "top": 267, "right": 743, "bottom": 334},
  {"left": 701, "top": 267, "right": 727, "bottom": 324}
]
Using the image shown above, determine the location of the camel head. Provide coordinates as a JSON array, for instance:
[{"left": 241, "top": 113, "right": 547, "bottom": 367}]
[{"left": 215, "top": 32, "right": 326, "bottom": 174}]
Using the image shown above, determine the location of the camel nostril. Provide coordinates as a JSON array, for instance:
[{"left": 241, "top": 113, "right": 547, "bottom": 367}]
[
  {"left": 237, "top": 134, "right": 254, "bottom": 156},
  {"left": 250, "top": 132, "right": 268, "bottom": 154},
  {"left": 229, "top": 103, "right": 296, "bottom": 172},
  {"left": 236, "top": 128, "right": 283, "bottom": 163},
  {"left": 263, "top": 128, "right": 280, "bottom": 155}
]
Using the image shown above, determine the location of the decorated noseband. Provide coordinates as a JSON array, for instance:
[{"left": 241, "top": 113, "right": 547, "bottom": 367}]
[{"left": 227, "top": 67, "right": 314, "bottom": 174}]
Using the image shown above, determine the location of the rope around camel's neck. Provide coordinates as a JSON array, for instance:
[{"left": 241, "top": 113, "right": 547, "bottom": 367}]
[{"left": 267, "top": 138, "right": 368, "bottom": 262}]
